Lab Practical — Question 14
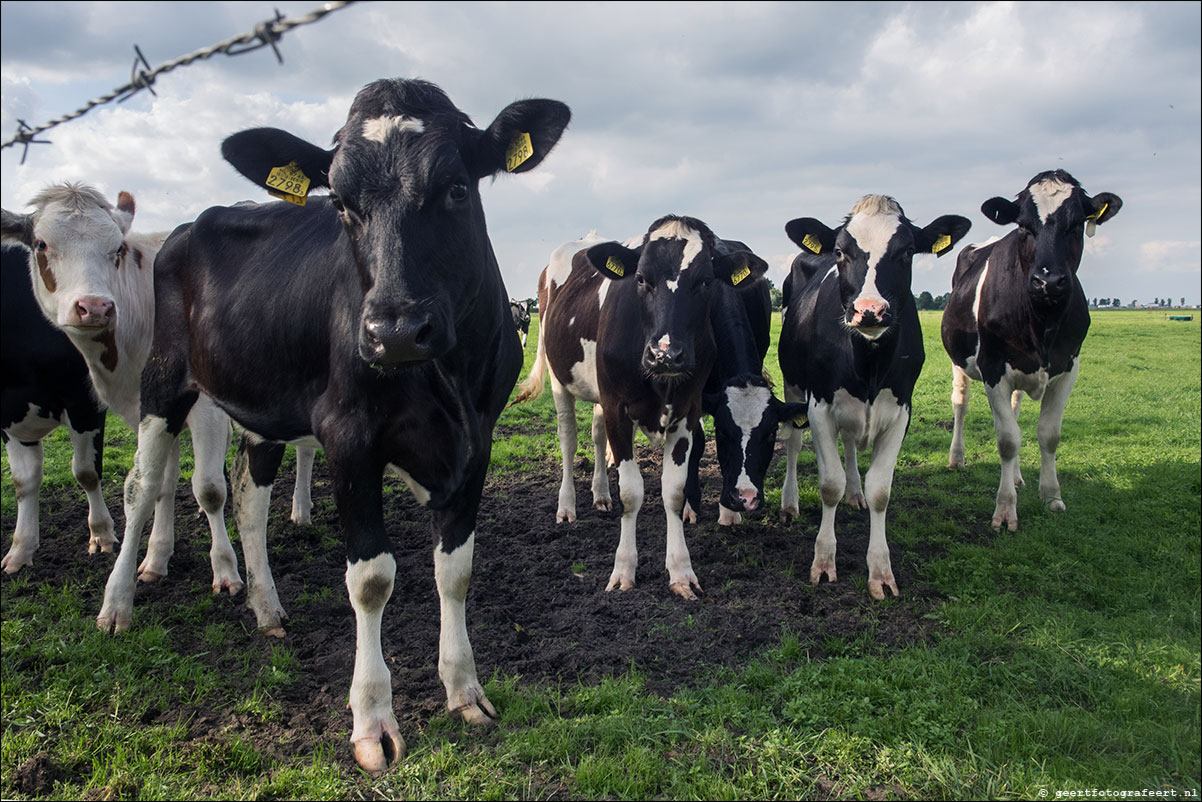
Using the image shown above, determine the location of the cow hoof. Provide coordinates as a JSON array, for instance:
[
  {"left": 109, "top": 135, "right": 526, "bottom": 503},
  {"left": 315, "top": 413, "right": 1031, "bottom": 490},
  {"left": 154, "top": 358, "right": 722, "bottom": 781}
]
[
  {"left": 1, "top": 551, "right": 32, "bottom": 574},
  {"left": 810, "top": 560, "right": 837, "bottom": 585},
  {"left": 556, "top": 509, "right": 576, "bottom": 523},
  {"left": 682, "top": 504, "right": 698, "bottom": 524},
  {"left": 291, "top": 511, "right": 312, "bottom": 526},
  {"left": 845, "top": 493, "right": 867, "bottom": 510},
  {"left": 605, "top": 574, "right": 635, "bottom": 592},
  {"left": 868, "top": 578, "right": 899, "bottom": 600},
  {"left": 138, "top": 570, "right": 166, "bottom": 583},
  {"left": 211, "top": 576, "right": 245, "bottom": 595},
  {"left": 780, "top": 506, "right": 799, "bottom": 524},
  {"left": 948, "top": 458, "right": 966, "bottom": 469},
  {"left": 352, "top": 731, "right": 406, "bottom": 775},
  {"left": 89, "top": 533, "right": 118, "bottom": 554},
  {"left": 96, "top": 609, "right": 131, "bottom": 634},
  {"left": 593, "top": 498, "right": 612, "bottom": 513},
  {"left": 669, "top": 579, "right": 701, "bottom": 600},
  {"left": 452, "top": 695, "right": 498, "bottom": 727}
]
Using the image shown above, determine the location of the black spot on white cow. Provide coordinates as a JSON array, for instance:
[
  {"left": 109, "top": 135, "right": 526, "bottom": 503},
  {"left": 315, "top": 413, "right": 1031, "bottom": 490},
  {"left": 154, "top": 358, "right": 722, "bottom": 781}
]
[
  {"left": 941, "top": 170, "right": 1121, "bottom": 530},
  {"left": 779, "top": 195, "right": 970, "bottom": 599},
  {"left": 94, "top": 78, "right": 570, "bottom": 773}
]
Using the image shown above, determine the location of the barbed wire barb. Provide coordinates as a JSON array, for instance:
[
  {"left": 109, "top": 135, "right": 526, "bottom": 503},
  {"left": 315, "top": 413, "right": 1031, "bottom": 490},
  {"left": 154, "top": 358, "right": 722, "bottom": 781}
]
[{"left": 1, "top": 1, "right": 355, "bottom": 157}]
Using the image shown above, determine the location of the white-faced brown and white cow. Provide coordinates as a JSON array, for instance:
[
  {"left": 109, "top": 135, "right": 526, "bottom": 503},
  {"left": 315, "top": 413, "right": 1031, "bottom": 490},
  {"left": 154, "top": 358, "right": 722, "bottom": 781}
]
[
  {"left": 2, "top": 244, "right": 114, "bottom": 571},
  {"left": 779, "top": 196, "right": 970, "bottom": 599},
  {"left": 514, "top": 219, "right": 778, "bottom": 598},
  {"left": 100, "top": 78, "right": 569, "bottom": 772},
  {"left": 941, "top": 170, "right": 1121, "bottom": 530}
]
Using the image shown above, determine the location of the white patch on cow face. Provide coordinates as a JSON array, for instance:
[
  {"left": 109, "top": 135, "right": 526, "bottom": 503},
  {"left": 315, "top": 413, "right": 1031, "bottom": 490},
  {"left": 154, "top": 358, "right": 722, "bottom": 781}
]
[
  {"left": 725, "top": 383, "right": 772, "bottom": 492},
  {"left": 844, "top": 210, "right": 902, "bottom": 310},
  {"left": 1030, "top": 178, "right": 1074, "bottom": 223},
  {"left": 648, "top": 220, "right": 703, "bottom": 278},
  {"left": 361, "top": 115, "right": 425, "bottom": 144}
]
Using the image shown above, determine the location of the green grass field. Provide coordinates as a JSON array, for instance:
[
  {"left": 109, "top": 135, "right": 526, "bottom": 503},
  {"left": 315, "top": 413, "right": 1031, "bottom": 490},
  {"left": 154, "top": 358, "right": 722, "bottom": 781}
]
[{"left": 2, "top": 309, "right": 1199, "bottom": 800}]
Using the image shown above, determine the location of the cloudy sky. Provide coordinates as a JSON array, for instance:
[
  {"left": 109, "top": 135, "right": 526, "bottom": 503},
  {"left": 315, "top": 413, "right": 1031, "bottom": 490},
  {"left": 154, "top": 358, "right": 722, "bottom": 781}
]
[{"left": 2, "top": 1, "right": 1199, "bottom": 306}]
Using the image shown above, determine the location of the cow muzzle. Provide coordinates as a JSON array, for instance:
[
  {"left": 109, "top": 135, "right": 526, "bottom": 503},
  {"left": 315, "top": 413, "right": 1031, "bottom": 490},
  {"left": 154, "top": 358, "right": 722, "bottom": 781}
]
[
  {"left": 1028, "top": 269, "right": 1070, "bottom": 300},
  {"left": 722, "top": 486, "right": 762, "bottom": 512},
  {"left": 360, "top": 310, "right": 451, "bottom": 366},
  {"left": 642, "top": 342, "right": 688, "bottom": 377},
  {"left": 69, "top": 296, "right": 116, "bottom": 329}
]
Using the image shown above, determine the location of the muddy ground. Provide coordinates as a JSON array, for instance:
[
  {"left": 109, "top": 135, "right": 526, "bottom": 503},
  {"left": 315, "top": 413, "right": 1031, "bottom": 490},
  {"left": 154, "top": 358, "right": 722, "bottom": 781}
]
[{"left": 2, "top": 422, "right": 946, "bottom": 780}]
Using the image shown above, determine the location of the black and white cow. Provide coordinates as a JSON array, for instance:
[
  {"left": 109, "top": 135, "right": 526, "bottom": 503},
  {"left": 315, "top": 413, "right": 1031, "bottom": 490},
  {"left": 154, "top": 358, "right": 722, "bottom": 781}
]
[
  {"left": 511, "top": 299, "right": 531, "bottom": 348},
  {"left": 2, "top": 245, "right": 114, "bottom": 571},
  {"left": 514, "top": 219, "right": 773, "bottom": 598},
  {"left": 98, "top": 78, "right": 569, "bottom": 772},
  {"left": 941, "top": 170, "right": 1121, "bottom": 530},
  {"left": 779, "top": 196, "right": 970, "bottom": 599}
]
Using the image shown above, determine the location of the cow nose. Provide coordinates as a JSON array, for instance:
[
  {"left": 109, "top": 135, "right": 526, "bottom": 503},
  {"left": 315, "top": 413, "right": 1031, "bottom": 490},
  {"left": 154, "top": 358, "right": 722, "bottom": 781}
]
[
  {"left": 362, "top": 313, "right": 435, "bottom": 364},
  {"left": 1029, "top": 270, "right": 1068, "bottom": 296},
  {"left": 74, "top": 297, "right": 115, "bottom": 327},
  {"left": 738, "top": 489, "right": 759, "bottom": 511},
  {"left": 642, "top": 343, "right": 686, "bottom": 373},
  {"left": 852, "top": 298, "right": 888, "bottom": 326}
]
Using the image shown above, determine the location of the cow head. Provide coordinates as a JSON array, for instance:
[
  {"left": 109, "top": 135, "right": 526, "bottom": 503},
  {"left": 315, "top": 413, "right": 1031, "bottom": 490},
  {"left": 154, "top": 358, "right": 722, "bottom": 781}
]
[
  {"left": 705, "top": 374, "right": 806, "bottom": 515},
  {"left": 980, "top": 170, "right": 1122, "bottom": 304},
  {"left": 786, "top": 196, "right": 971, "bottom": 340},
  {"left": 221, "top": 78, "right": 570, "bottom": 367},
  {"left": 583, "top": 216, "right": 768, "bottom": 382},
  {"left": 1, "top": 183, "right": 137, "bottom": 333}
]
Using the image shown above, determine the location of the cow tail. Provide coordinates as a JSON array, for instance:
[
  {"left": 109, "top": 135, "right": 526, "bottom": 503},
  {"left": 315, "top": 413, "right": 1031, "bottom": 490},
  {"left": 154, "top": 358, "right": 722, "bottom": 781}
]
[{"left": 511, "top": 323, "right": 548, "bottom": 405}]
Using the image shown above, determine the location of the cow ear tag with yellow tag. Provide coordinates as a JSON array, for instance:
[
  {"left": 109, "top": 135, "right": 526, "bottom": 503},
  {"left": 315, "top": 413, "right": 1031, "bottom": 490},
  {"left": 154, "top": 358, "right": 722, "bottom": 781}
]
[
  {"left": 265, "top": 162, "right": 311, "bottom": 206},
  {"left": 931, "top": 234, "right": 952, "bottom": 255},
  {"left": 1085, "top": 202, "right": 1108, "bottom": 238},
  {"left": 605, "top": 256, "right": 625, "bottom": 278},
  {"left": 505, "top": 132, "right": 534, "bottom": 173},
  {"left": 801, "top": 234, "right": 823, "bottom": 254},
  {"left": 730, "top": 262, "right": 752, "bottom": 286}
]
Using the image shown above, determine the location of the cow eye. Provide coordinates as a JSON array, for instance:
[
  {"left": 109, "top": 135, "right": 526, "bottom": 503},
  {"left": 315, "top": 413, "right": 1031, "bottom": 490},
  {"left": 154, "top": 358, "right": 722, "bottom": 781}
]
[
  {"left": 636, "top": 273, "right": 648, "bottom": 287},
  {"left": 834, "top": 247, "right": 844, "bottom": 259},
  {"left": 34, "top": 239, "right": 48, "bottom": 252},
  {"left": 328, "top": 194, "right": 345, "bottom": 213},
  {"left": 448, "top": 183, "right": 468, "bottom": 204}
]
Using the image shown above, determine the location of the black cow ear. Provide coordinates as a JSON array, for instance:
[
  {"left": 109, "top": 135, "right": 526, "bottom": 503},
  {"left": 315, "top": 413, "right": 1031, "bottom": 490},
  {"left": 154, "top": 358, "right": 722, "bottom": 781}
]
[
  {"left": 470, "top": 99, "right": 571, "bottom": 179},
  {"left": 582, "top": 241, "right": 640, "bottom": 281},
  {"left": 772, "top": 397, "right": 809, "bottom": 429},
  {"left": 916, "top": 215, "right": 973, "bottom": 258},
  {"left": 981, "top": 197, "right": 1019, "bottom": 226},
  {"left": 221, "top": 128, "right": 334, "bottom": 204},
  {"left": 785, "top": 218, "right": 836, "bottom": 255},
  {"left": 714, "top": 241, "right": 768, "bottom": 287},
  {"left": 1, "top": 208, "right": 34, "bottom": 248},
  {"left": 1088, "top": 192, "right": 1122, "bottom": 225}
]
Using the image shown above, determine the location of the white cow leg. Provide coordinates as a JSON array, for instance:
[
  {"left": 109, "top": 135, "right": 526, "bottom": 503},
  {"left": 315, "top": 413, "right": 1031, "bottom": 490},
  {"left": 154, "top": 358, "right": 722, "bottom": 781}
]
[
  {"left": 607, "top": 452, "right": 643, "bottom": 591},
  {"left": 551, "top": 385, "right": 579, "bottom": 522},
  {"left": 949, "top": 364, "right": 970, "bottom": 468},
  {"left": 138, "top": 439, "right": 180, "bottom": 581},
  {"left": 2, "top": 439, "right": 44, "bottom": 573},
  {"left": 99, "top": 416, "right": 174, "bottom": 632},
  {"left": 1037, "top": 362, "right": 1078, "bottom": 512},
  {"left": 291, "top": 444, "right": 316, "bottom": 525},
  {"left": 662, "top": 424, "right": 700, "bottom": 599},
  {"left": 346, "top": 553, "right": 405, "bottom": 773},
  {"left": 809, "top": 406, "right": 843, "bottom": 584},
  {"left": 863, "top": 411, "right": 908, "bottom": 600},
  {"left": 1011, "top": 390, "right": 1025, "bottom": 488},
  {"left": 231, "top": 440, "right": 286, "bottom": 635},
  {"left": 435, "top": 533, "right": 496, "bottom": 724},
  {"left": 590, "top": 404, "right": 611, "bottom": 512},
  {"left": 188, "top": 397, "right": 242, "bottom": 594},
  {"left": 985, "top": 380, "right": 1022, "bottom": 531},
  {"left": 66, "top": 425, "right": 117, "bottom": 554},
  {"left": 842, "top": 432, "right": 866, "bottom": 509},
  {"left": 779, "top": 385, "right": 808, "bottom": 522}
]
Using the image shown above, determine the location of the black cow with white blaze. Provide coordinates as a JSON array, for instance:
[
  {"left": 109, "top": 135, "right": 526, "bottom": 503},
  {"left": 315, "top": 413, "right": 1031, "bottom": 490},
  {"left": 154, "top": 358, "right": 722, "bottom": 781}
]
[
  {"left": 941, "top": 170, "right": 1121, "bottom": 530},
  {"left": 515, "top": 219, "right": 777, "bottom": 598},
  {"left": 98, "top": 78, "right": 570, "bottom": 773},
  {"left": 779, "top": 196, "right": 970, "bottom": 599},
  {"left": 2, "top": 245, "right": 114, "bottom": 571},
  {"left": 511, "top": 299, "right": 531, "bottom": 348}
]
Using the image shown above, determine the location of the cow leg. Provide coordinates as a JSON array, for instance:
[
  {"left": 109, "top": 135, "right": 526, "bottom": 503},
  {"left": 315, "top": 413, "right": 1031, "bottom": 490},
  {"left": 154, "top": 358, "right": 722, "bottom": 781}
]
[
  {"left": 232, "top": 436, "right": 287, "bottom": 636},
  {"left": 551, "top": 383, "right": 579, "bottom": 522},
  {"left": 779, "top": 384, "right": 807, "bottom": 523},
  {"left": 65, "top": 410, "right": 117, "bottom": 555},
  {"left": 662, "top": 421, "right": 701, "bottom": 599},
  {"left": 984, "top": 380, "right": 1022, "bottom": 531},
  {"left": 137, "top": 439, "right": 180, "bottom": 581},
  {"left": 590, "top": 404, "right": 611, "bottom": 512},
  {"left": 1036, "top": 361, "right": 1078, "bottom": 513},
  {"left": 291, "top": 444, "right": 316, "bottom": 525},
  {"left": 99, "top": 415, "right": 178, "bottom": 632},
  {"left": 2, "top": 438, "right": 44, "bottom": 573},
  {"left": 808, "top": 404, "right": 843, "bottom": 584},
  {"left": 1011, "top": 390, "right": 1025, "bottom": 488},
  {"left": 841, "top": 432, "right": 867, "bottom": 509},
  {"left": 949, "top": 364, "right": 971, "bottom": 468},
  {"left": 684, "top": 422, "right": 704, "bottom": 524},
  {"left": 863, "top": 409, "right": 908, "bottom": 600},
  {"left": 606, "top": 417, "right": 641, "bottom": 591}
]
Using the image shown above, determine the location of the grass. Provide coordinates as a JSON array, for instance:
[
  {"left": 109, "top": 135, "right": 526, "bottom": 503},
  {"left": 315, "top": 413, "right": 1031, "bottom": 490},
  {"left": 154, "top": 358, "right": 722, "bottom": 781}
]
[{"left": 2, "top": 309, "right": 1199, "bottom": 800}]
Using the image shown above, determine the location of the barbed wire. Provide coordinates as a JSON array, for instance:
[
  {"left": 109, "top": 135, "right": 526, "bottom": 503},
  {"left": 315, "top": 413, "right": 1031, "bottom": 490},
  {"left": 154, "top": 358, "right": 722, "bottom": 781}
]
[{"left": 2, "top": 1, "right": 357, "bottom": 163}]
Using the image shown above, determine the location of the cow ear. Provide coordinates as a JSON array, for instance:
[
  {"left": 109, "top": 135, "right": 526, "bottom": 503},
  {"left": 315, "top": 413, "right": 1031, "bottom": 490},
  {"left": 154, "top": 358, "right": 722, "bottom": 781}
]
[
  {"left": 581, "top": 240, "right": 640, "bottom": 281},
  {"left": 1087, "top": 192, "right": 1122, "bottom": 225},
  {"left": 470, "top": 99, "right": 571, "bottom": 179},
  {"left": 915, "top": 215, "right": 972, "bottom": 258},
  {"left": 785, "top": 218, "right": 835, "bottom": 255},
  {"left": 221, "top": 128, "right": 334, "bottom": 202},
  {"left": 981, "top": 197, "right": 1019, "bottom": 226},
  {"left": 111, "top": 191, "right": 136, "bottom": 236},
  {"left": 771, "top": 397, "right": 809, "bottom": 429},
  {"left": 1, "top": 208, "right": 34, "bottom": 248},
  {"left": 714, "top": 244, "right": 768, "bottom": 287}
]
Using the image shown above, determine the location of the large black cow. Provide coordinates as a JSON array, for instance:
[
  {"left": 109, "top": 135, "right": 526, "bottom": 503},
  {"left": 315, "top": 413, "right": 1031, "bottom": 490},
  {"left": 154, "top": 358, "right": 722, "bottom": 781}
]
[
  {"left": 2, "top": 245, "right": 114, "bottom": 571},
  {"left": 96, "top": 78, "right": 570, "bottom": 772},
  {"left": 941, "top": 170, "right": 1121, "bottom": 530},
  {"left": 514, "top": 220, "right": 780, "bottom": 598},
  {"left": 779, "top": 196, "right": 970, "bottom": 599}
]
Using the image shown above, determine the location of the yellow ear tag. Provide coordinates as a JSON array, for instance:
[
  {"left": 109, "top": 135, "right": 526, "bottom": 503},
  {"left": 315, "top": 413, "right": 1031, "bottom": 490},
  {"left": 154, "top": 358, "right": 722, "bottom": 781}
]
[
  {"left": 801, "top": 234, "right": 822, "bottom": 254},
  {"left": 731, "top": 263, "right": 752, "bottom": 285},
  {"left": 605, "top": 256, "right": 625, "bottom": 278},
  {"left": 505, "top": 132, "right": 534, "bottom": 172},
  {"left": 791, "top": 413, "right": 808, "bottom": 429},
  {"left": 265, "top": 162, "right": 310, "bottom": 206},
  {"left": 1085, "top": 202, "right": 1108, "bottom": 239},
  {"left": 931, "top": 234, "right": 952, "bottom": 254}
]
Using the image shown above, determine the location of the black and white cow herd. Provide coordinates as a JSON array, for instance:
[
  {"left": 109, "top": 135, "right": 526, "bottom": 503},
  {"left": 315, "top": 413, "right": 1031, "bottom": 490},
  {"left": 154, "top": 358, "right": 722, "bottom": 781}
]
[{"left": 1, "top": 72, "right": 1121, "bottom": 772}]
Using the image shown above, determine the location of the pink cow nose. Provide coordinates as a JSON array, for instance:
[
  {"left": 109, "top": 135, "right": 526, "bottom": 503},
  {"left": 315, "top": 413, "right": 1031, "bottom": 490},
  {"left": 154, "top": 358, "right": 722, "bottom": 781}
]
[
  {"left": 739, "top": 489, "right": 759, "bottom": 511},
  {"left": 74, "top": 297, "right": 115, "bottom": 327},
  {"left": 852, "top": 298, "right": 888, "bottom": 325}
]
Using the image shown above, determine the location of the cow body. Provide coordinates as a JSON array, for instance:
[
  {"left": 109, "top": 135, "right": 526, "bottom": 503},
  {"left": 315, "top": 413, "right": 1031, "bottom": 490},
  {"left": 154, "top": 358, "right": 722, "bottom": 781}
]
[
  {"left": 779, "top": 196, "right": 970, "bottom": 599},
  {"left": 102, "top": 78, "right": 569, "bottom": 772},
  {"left": 510, "top": 299, "right": 531, "bottom": 348},
  {"left": 515, "top": 218, "right": 773, "bottom": 598},
  {"left": 2, "top": 245, "right": 114, "bottom": 571},
  {"left": 941, "top": 170, "right": 1121, "bottom": 530}
]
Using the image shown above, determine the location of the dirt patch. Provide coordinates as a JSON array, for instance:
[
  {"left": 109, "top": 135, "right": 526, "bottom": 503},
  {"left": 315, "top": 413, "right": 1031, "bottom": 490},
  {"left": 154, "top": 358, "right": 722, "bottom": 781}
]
[{"left": 2, "top": 432, "right": 944, "bottom": 769}]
